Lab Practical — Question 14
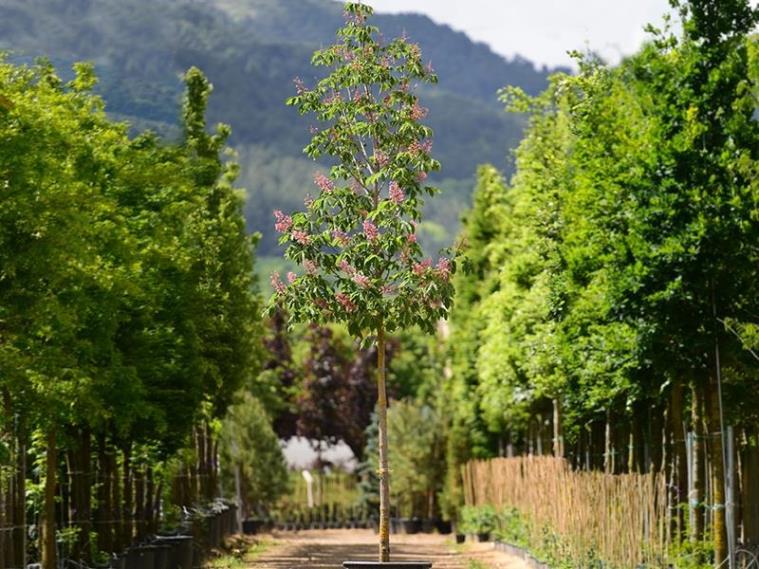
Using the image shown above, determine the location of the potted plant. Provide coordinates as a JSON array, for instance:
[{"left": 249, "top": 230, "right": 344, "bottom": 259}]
[
  {"left": 269, "top": 3, "right": 455, "bottom": 566},
  {"left": 459, "top": 506, "right": 497, "bottom": 543}
]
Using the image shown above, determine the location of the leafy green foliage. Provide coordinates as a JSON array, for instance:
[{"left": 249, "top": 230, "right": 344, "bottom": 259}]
[
  {"left": 219, "top": 392, "right": 289, "bottom": 516},
  {"left": 269, "top": 3, "right": 456, "bottom": 337}
]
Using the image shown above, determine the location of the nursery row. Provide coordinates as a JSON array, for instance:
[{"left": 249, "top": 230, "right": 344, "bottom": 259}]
[
  {"left": 0, "top": 59, "right": 262, "bottom": 569},
  {"left": 443, "top": 2, "right": 759, "bottom": 566}
]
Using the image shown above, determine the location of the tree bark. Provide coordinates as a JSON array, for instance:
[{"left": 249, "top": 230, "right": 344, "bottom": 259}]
[
  {"left": 692, "top": 383, "right": 705, "bottom": 543},
  {"left": 96, "top": 433, "right": 114, "bottom": 553},
  {"left": 552, "top": 399, "right": 563, "bottom": 458},
  {"left": 705, "top": 377, "right": 727, "bottom": 566},
  {"left": 41, "top": 428, "right": 57, "bottom": 569},
  {"left": 670, "top": 379, "right": 688, "bottom": 539},
  {"left": 67, "top": 428, "right": 91, "bottom": 562},
  {"left": 376, "top": 323, "right": 390, "bottom": 562},
  {"left": 741, "top": 428, "right": 759, "bottom": 547},
  {"left": 605, "top": 409, "right": 612, "bottom": 474},
  {"left": 122, "top": 446, "right": 133, "bottom": 549}
]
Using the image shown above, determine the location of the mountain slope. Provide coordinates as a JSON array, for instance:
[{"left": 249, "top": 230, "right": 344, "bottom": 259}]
[{"left": 0, "top": 0, "right": 566, "bottom": 254}]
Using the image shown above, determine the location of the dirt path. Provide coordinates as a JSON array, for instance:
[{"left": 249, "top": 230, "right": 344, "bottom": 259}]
[{"left": 250, "top": 529, "right": 530, "bottom": 569}]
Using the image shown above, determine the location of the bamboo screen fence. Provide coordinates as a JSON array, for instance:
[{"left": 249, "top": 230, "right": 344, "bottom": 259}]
[{"left": 462, "top": 456, "right": 669, "bottom": 568}]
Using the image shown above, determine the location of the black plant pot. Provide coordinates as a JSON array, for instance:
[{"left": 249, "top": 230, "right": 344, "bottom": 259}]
[
  {"left": 434, "top": 519, "right": 452, "bottom": 535},
  {"left": 109, "top": 555, "right": 127, "bottom": 569},
  {"left": 153, "top": 544, "right": 173, "bottom": 569},
  {"left": 343, "top": 563, "right": 432, "bottom": 569},
  {"left": 476, "top": 532, "right": 490, "bottom": 543},
  {"left": 455, "top": 534, "right": 465, "bottom": 544},
  {"left": 401, "top": 518, "right": 422, "bottom": 535},
  {"left": 153, "top": 535, "right": 193, "bottom": 569},
  {"left": 126, "top": 545, "right": 156, "bottom": 569},
  {"left": 242, "top": 519, "right": 263, "bottom": 535}
]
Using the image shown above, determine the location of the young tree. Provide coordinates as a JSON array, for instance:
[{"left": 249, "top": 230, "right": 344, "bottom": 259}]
[{"left": 269, "top": 3, "right": 455, "bottom": 560}]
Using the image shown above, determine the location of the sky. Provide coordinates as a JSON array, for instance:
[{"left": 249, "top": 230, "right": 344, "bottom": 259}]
[{"left": 366, "top": 0, "right": 677, "bottom": 69}]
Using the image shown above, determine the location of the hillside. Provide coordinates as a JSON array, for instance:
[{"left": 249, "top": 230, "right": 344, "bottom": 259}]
[{"left": 0, "top": 0, "right": 567, "bottom": 254}]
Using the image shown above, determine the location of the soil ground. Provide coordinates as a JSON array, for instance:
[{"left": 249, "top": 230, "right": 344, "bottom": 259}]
[{"left": 249, "top": 529, "right": 530, "bottom": 569}]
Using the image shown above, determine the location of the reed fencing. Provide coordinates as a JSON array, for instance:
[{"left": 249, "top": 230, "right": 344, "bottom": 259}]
[{"left": 462, "top": 456, "right": 669, "bottom": 568}]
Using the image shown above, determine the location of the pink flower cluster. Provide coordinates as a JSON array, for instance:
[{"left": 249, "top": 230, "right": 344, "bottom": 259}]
[
  {"left": 389, "top": 182, "right": 405, "bottom": 204},
  {"left": 363, "top": 220, "right": 379, "bottom": 241},
  {"left": 332, "top": 229, "right": 350, "bottom": 246},
  {"left": 436, "top": 257, "right": 451, "bottom": 280},
  {"left": 323, "top": 91, "right": 342, "bottom": 105},
  {"left": 410, "top": 102, "right": 428, "bottom": 121},
  {"left": 274, "top": 210, "right": 292, "bottom": 233},
  {"left": 336, "top": 291, "right": 356, "bottom": 312},
  {"left": 416, "top": 171, "right": 428, "bottom": 183},
  {"left": 407, "top": 232, "right": 417, "bottom": 244},
  {"left": 373, "top": 151, "right": 389, "bottom": 168},
  {"left": 343, "top": 9, "right": 366, "bottom": 26},
  {"left": 352, "top": 273, "right": 370, "bottom": 288},
  {"left": 293, "top": 77, "right": 307, "bottom": 95},
  {"left": 292, "top": 230, "right": 311, "bottom": 245},
  {"left": 270, "top": 272, "right": 286, "bottom": 294},
  {"left": 338, "top": 259, "right": 355, "bottom": 275},
  {"left": 304, "top": 260, "right": 317, "bottom": 275},
  {"left": 409, "top": 140, "right": 433, "bottom": 156},
  {"left": 287, "top": 272, "right": 297, "bottom": 284},
  {"left": 413, "top": 258, "right": 432, "bottom": 276},
  {"left": 314, "top": 172, "right": 334, "bottom": 193}
]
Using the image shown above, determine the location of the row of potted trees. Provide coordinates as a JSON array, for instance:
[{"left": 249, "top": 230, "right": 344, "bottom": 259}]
[
  {"left": 101, "top": 501, "right": 238, "bottom": 569},
  {"left": 242, "top": 512, "right": 453, "bottom": 535}
]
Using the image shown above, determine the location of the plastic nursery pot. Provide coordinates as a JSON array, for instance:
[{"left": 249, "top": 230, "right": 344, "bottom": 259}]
[
  {"left": 343, "top": 563, "right": 432, "bottom": 569},
  {"left": 455, "top": 534, "right": 466, "bottom": 544},
  {"left": 110, "top": 555, "right": 127, "bottom": 569},
  {"left": 242, "top": 519, "right": 263, "bottom": 535},
  {"left": 152, "top": 544, "right": 172, "bottom": 569},
  {"left": 126, "top": 545, "right": 157, "bottom": 569},
  {"left": 434, "top": 519, "right": 452, "bottom": 535},
  {"left": 476, "top": 532, "right": 491, "bottom": 543},
  {"left": 401, "top": 518, "right": 422, "bottom": 535},
  {"left": 153, "top": 535, "right": 194, "bottom": 569}
]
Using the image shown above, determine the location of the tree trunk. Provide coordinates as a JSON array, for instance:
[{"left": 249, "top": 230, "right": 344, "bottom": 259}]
[
  {"left": 605, "top": 409, "right": 613, "bottom": 474},
  {"left": 692, "top": 383, "right": 706, "bottom": 544},
  {"left": 122, "top": 447, "right": 133, "bottom": 549},
  {"left": 376, "top": 323, "right": 390, "bottom": 562},
  {"left": 67, "top": 428, "right": 92, "bottom": 562},
  {"left": 670, "top": 380, "right": 688, "bottom": 539},
  {"left": 41, "top": 428, "right": 57, "bottom": 569},
  {"left": 110, "top": 448, "right": 121, "bottom": 551},
  {"left": 1, "top": 471, "right": 7, "bottom": 569},
  {"left": 705, "top": 377, "right": 727, "bottom": 565},
  {"left": 552, "top": 399, "right": 563, "bottom": 458},
  {"left": 741, "top": 428, "right": 759, "bottom": 547},
  {"left": 96, "top": 433, "right": 114, "bottom": 553},
  {"left": 135, "top": 465, "right": 145, "bottom": 540}
]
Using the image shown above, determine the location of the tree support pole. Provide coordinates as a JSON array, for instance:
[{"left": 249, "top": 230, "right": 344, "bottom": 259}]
[{"left": 377, "top": 322, "right": 390, "bottom": 562}]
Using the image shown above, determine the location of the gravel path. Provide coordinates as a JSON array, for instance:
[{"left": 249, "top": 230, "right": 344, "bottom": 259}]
[{"left": 250, "top": 529, "right": 530, "bottom": 569}]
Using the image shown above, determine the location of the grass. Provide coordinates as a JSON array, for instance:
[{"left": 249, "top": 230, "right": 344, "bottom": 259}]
[{"left": 466, "top": 560, "right": 489, "bottom": 569}]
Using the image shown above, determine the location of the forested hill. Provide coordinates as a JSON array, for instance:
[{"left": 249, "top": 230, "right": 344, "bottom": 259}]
[{"left": 0, "top": 0, "right": 567, "bottom": 255}]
